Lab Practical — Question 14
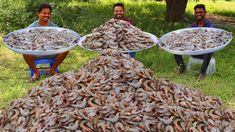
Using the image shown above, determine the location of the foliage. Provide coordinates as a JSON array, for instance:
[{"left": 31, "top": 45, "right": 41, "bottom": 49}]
[
  {"left": 0, "top": 0, "right": 26, "bottom": 34},
  {"left": 0, "top": 0, "right": 81, "bottom": 34}
]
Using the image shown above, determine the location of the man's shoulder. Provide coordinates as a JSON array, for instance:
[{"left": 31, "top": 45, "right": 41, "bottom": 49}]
[
  {"left": 28, "top": 21, "right": 39, "bottom": 27},
  {"left": 190, "top": 19, "right": 215, "bottom": 28},
  {"left": 205, "top": 19, "right": 215, "bottom": 27},
  {"left": 190, "top": 22, "right": 197, "bottom": 27},
  {"left": 122, "top": 17, "right": 134, "bottom": 26},
  {"left": 48, "top": 21, "right": 58, "bottom": 27}
]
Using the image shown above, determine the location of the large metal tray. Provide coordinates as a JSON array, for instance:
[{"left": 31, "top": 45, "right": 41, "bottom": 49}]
[
  {"left": 77, "top": 32, "right": 158, "bottom": 53},
  {"left": 2, "top": 27, "right": 81, "bottom": 55},
  {"left": 159, "top": 27, "right": 233, "bottom": 55}
]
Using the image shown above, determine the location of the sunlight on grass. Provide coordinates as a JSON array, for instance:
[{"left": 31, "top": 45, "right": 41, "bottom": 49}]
[{"left": 0, "top": 47, "right": 21, "bottom": 61}]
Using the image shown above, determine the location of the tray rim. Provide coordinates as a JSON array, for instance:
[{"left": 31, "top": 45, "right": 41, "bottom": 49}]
[
  {"left": 2, "top": 27, "right": 81, "bottom": 55},
  {"left": 77, "top": 31, "right": 159, "bottom": 53},
  {"left": 158, "top": 27, "right": 233, "bottom": 55}
]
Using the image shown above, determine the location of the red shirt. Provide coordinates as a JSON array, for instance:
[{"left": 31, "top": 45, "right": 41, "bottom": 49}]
[
  {"left": 122, "top": 17, "right": 134, "bottom": 26},
  {"left": 114, "top": 16, "right": 134, "bottom": 26}
]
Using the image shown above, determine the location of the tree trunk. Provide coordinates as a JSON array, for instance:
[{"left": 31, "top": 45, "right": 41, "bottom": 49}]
[{"left": 165, "top": 0, "right": 188, "bottom": 22}]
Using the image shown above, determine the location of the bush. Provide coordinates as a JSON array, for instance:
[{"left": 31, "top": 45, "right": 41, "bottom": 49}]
[
  {"left": 24, "top": 0, "right": 81, "bottom": 30},
  {"left": 0, "top": 0, "right": 28, "bottom": 34},
  {"left": 0, "top": 0, "right": 81, "bottom": 35}
]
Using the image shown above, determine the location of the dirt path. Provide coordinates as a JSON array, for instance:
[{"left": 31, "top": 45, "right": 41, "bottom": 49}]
[{"left": 206, "top": 13, "right": 235, "bottom": 28}]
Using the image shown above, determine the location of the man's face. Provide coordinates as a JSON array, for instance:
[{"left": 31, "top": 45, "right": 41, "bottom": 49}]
[
  {"left": 113, "top": 6, "right": 124, "bottom": 19},
  {"left": 194, "top": 8, "right": 206, "bottom": 21},
  {"left": 38, "top": 8, "right": 51, "bottom": 22}
]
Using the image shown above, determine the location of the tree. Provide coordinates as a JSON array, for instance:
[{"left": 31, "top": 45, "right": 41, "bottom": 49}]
[{"left": 165, "top": 0, "right": 188, "bottom": 22}]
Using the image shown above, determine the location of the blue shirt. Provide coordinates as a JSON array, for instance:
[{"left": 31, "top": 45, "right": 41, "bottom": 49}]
[
  {"left": 28, "top": 20, "right": 57, "bottom": 27},
  {"left": 190, "top": 19, "right": 215, "bottom": 28}
]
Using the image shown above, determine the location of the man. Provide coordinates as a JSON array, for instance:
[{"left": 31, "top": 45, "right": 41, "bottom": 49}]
[
  {"left": 24, "top": 3, "right": 68, "bottom": 82},
  {"left": 113, "top": 3, "right": 136, "bottom": 58},
  {"left": 174, "top": 4, "right": 215, "bottom": 80}
]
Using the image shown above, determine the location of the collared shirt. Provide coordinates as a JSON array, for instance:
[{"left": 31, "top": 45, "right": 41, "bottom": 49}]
[
  {"left": 190, "top": 19, "right": 215, "bottom": 28},
  {"left": 28, "top": 20, "right": 57, "bottom": 28}
]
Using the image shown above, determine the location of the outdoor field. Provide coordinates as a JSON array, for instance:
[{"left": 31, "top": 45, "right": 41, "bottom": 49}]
[{"left": 0, "top": 0, "right": 235, "bottom": 112}]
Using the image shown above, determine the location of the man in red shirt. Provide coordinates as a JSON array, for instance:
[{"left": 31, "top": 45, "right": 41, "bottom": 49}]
[
  {"left": 113, "top": 3, "right": 136, "bottom": 58},
  {"left": 113, "top": 3, "right": 134, "bottom": 25}
]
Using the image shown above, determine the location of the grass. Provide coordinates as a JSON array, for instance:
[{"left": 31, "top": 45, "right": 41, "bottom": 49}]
[
  {"left": 187, "top": 0, "right": 235, "bottom": 17},
  {"left": 0, "top": 0, "right": 235, "bottom": 110}
]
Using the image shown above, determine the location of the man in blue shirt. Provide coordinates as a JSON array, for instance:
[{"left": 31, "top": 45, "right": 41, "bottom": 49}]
[
  {"left": 24, "top": 3, "right": 68, "bottom": 82},
  {"left": 174, "top": 4, "right": 215, "bottom": 80}
]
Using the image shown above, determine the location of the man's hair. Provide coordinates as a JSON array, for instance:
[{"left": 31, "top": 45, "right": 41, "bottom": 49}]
[
  {"left": 113, "top": 3, "right": 124, "bottom": 10},
  {"left": 194, "top": 4, "right": 206, "bottom": 11},
  {"left": 38, "top": 3, "right": 52, "bottom": 13}
]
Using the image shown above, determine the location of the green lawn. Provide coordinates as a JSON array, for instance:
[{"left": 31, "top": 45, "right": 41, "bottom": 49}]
[
  {"left": 0, "top": 0, "right": 235, "bottom": 110},
  {"left": 187, "top": 0, "right": 235, "bottom": 17}
]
